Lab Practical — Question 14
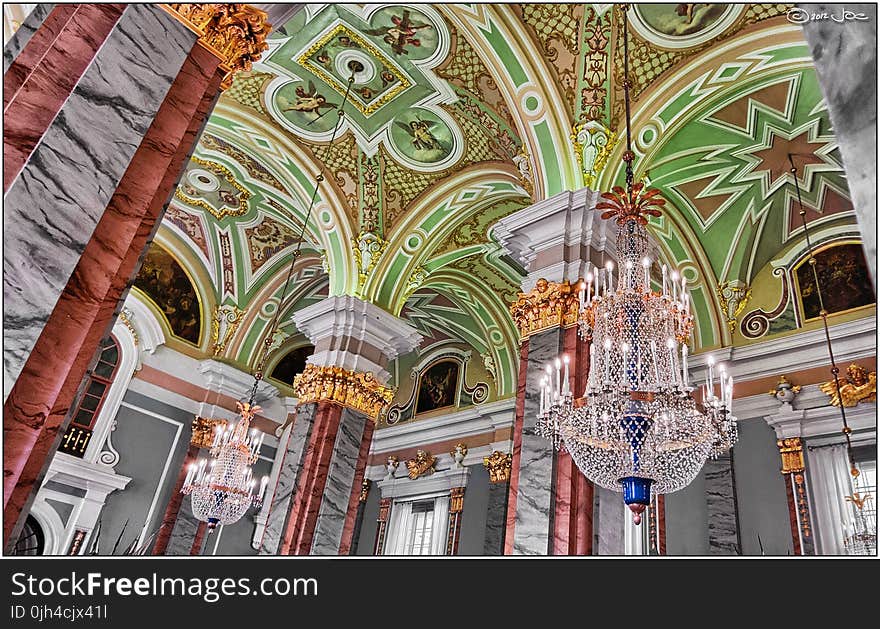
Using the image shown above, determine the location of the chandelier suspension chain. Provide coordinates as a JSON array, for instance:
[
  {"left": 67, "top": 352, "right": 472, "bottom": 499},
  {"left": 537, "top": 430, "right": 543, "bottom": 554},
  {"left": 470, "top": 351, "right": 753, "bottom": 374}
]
[
  {"left": 246, "top": 64, "right": 360, "bottom": 406},
  {"left": 621, "top": 4, "right": 634, "bottom": 192},
  {"left": 787, "top": 153, "right": 857, "bottom": 475}
]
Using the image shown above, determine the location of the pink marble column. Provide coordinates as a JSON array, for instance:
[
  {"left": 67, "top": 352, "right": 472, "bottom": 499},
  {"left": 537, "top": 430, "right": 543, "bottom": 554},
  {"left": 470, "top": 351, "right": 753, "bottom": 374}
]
[
  {"left": 152, "top": 444, "right": 200, "bottom": 556},
  {"left": 338, "top": 420, "right": 375, "bottom": 555},
  {"left": 279, "top": 403, "right": 344, "bottom": 555},
  {"left": 3, "top": 9, "right": 226, "bottom": 548},
  {"left": 3, "top": 4, "right": 126, "bottom": 191},
  {"left": 503, "top": 340, "right": 530, "bottom": 554}
]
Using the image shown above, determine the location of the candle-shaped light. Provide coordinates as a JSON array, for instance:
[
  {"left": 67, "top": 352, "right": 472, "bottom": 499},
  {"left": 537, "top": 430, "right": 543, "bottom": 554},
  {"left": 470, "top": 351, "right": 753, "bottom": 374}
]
[
  {"left": 680, "top": 276, "right": 688, "bottom": 307},
  {"left": 594, "top": 272, "right": 600, "bottom": 300},
  {"left": 604, "top": 338, "right": 612, "bottom": 383},
  {"left": 667, "top": 338, "right": 678, "bottom": 387},
  {"left": 562, "top": 354, "right": 570, "bottom": 396},
  {"left": 579, "top": 280, "right": 586, "bottom": 310},
  {"left": 718, "top": 366, "right": 726, "bottom": 400},
  {"left": 661, "top": 264, "right": 668, "bottom": 297},
  {"left": 681, "top": 344, "right": 689, "bottom": 387},
  {"left": 671, "top": 270, "right": 679, "bottom": 301},
  {"left": 642, "top": 257, "right": 651, "bottom": 290},
  {"left": 554, "top": 357, "right": 561, "bottom": 397},
  {"left": 706, "top": 355, "right": 715, "bottom": 397},
  {"left": 585, "top": 274, "right": 593, "bottom": 303},
  {"left": 606, "top": 261, "right": 614, "bottom": 292}
]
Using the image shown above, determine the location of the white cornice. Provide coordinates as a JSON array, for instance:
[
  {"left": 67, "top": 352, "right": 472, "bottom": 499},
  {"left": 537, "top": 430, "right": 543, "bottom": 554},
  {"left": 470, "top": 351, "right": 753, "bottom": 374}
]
[
  {"left": 45, "top": 454, "right": 132, "bottom": 496},
  {"left": 371, "top": 397, "right": 516, "bottom": 455},
  {"left": 377, "top": 467, "right": 472, "bottom": 498},
  {"left": 689, "top": 317, "right": 876, "bottom": 383},
  {"left": 490, "top": 188, "right": 618, "bottom": 289},
  {"left": 292, "top": 296, "right": 422, "bottom": 381}
]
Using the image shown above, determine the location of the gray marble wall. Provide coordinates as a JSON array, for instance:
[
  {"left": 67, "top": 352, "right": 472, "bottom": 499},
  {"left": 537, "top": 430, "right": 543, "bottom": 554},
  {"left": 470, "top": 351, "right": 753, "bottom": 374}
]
[
  {"left": 2, "top": 4, "right": 197, "bottom": 399},
  {"left": 483, "top": 481, "right": 509, "bottom": 555},
  {"left": 310, "top": 408, "right": 368, "bottom": 555},
  {"left": 512, "top": 327, "right": 562, "bottom": 555},
  {"left": 705, "top": 453, "right": 741, "bottom": 555},
  {"left": 800, "top": 3, "right": 877, "bottom": 282},
  {"left": 166, "top": 500, "right": 202, "bottom": 556},
  {"left": 593, "top": 485, "right": 625, "bottom": 555},
  {"left": 259, "top": 404, "right": 316, "bottom": 555}
]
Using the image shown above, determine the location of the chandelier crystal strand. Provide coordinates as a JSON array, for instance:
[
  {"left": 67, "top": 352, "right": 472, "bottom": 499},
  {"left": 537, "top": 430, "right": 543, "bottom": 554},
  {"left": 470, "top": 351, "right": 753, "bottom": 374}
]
[
  {"left": 535, "top": 5, "right": 737, "bottom": 525},
  {"left": 181, "top": 62, "right": 363, "bottom": 532}
]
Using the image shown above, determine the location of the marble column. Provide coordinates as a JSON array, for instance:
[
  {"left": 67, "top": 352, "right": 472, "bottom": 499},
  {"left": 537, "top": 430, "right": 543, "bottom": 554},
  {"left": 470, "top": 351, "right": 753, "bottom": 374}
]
[
  {"left": 277, "top": 296, "right": 421, "bottom": 555},
  {"left": 593, "top": 486, "right": 625, "bottom": 555},
  {"left": 705, "top": 453, "right": 741, "bottom": 555},
  {"left": 494, "top": 189, "right": 614, "bottom": 555},
  {"left": 152, "top": 443, "right": 199, "bottom": 556},
  {"left": 3, "top": 3, "right": 269, "bottom": 549},
  {"left": 799, "top": 3, "right": 877, "bottom": 282},
  {"left": 482, "top": 451, "right": 512, "bottom": 555},
  {"left": 257, "top": 404, "right": 316, "bottom": 555}
]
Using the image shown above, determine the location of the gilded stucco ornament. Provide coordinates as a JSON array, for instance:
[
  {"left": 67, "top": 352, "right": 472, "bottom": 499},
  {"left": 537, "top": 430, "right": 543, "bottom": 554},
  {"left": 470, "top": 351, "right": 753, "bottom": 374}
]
[
  {"left": 819, "top": 364, "right": 877, "bottom": 407},
  {"left": 162, "top": 4, "right": 270, "bottom": 89},
  {"left": 292, "top": 364, "right": 394, "bottom": 421},
  {"left": 572, "top": 120, "right": 616, "bottom": 188},
  {"left": 211, "top": 304, "right": 245, "bottom": 356},
  {"left": 450, "top": 443, "right": 468, "bottom": 468},
  {"left": 483, "top": 450, "right": 512, "bottom": 484},
  {"left": 777, "top": 437, "right": 805, "bottom": 475},
  {"left": 191, "top": 416, "right": 228, "bottom": 449},
  {"left": 384, "top": 455, "right": 399, "bottom": 479},
  {"left": 405, "top": 450, "right": 436, "bottom": 479},
  {"left": 352, "top": 231, "right": 387, "bottom": 292},
  {"left": 510, "top": 278, "right": 581, "bottom": 338},
  {"left": 717, "top": 280, "right": 751, "bottom": 334}
]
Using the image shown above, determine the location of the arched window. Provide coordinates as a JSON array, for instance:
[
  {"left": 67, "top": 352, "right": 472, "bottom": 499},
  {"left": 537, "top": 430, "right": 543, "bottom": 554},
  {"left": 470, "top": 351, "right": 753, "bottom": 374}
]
[
  {"left": 60, "top": 336, "right": 120, "bottom": 457},
  {"left": 11, "top": 515, "right": 45, "bottom": 556}
]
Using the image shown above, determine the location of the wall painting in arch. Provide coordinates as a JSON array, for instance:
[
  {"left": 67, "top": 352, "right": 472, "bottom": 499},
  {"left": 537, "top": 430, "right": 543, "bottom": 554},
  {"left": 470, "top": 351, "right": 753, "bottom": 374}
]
[
  {"left": 795, "top": 243, "right": 875, "bottom": 321},
  {"left": 415, "top": 360, "right": 459, "bottom": 415},
  {"left": 270, "top": 345, "right": 315, "bottom": 386},
  {"left": 133, "top": 245, "right": 202, "bottom": 344}
]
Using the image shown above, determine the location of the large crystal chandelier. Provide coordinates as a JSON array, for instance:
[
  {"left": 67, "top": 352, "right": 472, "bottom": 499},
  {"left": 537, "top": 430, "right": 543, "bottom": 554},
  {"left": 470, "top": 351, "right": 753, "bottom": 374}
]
[
  {"left": 182, "top": 401, "right": 269, "bottom": 530},
  {"left": 535, "top": 4, "right": 737, "bottom": 524}
]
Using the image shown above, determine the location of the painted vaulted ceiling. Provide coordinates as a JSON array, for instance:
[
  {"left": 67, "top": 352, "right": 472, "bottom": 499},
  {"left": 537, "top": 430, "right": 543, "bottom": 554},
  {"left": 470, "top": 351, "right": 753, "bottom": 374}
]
[{"left": 136, "top": 3, "right": 872, "bottom": 413}]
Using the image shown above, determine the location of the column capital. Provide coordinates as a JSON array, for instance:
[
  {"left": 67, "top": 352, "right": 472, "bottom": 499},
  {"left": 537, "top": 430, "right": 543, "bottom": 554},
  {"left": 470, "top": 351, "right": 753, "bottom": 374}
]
[
  {"left": 161, "top": 3, "right": 271, "bottom": 88},
  {"left": 292, "top": 295, "right": 422, "bottom": 383},
  {"left": 777, "top": 437, "right": 806, "bottom": 474},
  {"left": 491, "top": 188, "right": 617, "bottom": 291},
  {"left": 483, "top": 450, "right": 513, "bottom": 484},
  {"left": 509, "top": 278, "right": 580, "bottom": 339},
  {"left": 292, "top": 365, "right": 393, "bottom": 422}
]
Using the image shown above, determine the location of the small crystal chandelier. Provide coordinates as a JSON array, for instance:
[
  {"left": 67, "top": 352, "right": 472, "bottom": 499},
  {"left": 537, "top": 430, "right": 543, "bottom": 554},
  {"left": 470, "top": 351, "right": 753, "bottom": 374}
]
[
  {"left": 535, "top": 4, "right": 737, "bottom": 524},
  {"left": 178, "top": 61, "right": 365, "bottom": 534},
  {"left": 182, "top": 401, "right": 269, "bottom": 531},
  {"left": 843, "top": 471, "right": 876, "bottom": 555}
]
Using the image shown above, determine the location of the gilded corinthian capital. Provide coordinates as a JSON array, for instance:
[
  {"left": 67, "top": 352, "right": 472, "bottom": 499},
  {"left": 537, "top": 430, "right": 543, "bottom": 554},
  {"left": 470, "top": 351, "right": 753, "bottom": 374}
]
[
  {"left": 292, "top": 364, "right": 394, "bottom": 421},
  {"left": 509, "top": 278, "right": 581, "bottom": 338},
  {"left": 162, "top": 4, "right": 270, "bottom": 88}
]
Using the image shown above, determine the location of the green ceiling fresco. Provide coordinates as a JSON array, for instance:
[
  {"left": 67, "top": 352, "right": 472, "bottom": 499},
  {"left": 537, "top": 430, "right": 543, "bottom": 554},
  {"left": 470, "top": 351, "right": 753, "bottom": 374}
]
[{"left": 147, "top": 4, "right": 872, "bottom": 409}]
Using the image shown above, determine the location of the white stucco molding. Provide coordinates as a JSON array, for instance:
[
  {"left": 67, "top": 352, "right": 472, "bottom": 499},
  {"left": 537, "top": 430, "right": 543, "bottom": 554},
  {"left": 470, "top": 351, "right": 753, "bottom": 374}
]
[
  {"left": 377, "top": 467, "right": 472, "bottom": 499},
  {"left": 370, "top": 397, "right": 515, "bottom": 456},
  {"left": 123, "top": 293, "right": 166, "bottom": 355},
  {"left": 490, "top": 188, "right": 620, "bottom": 291},
  {"left": 292, "top": 295, "right": 422, "bottom": 384},
  {"left": 689, "top": 317, "right": 876, "bottom": 384}
]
